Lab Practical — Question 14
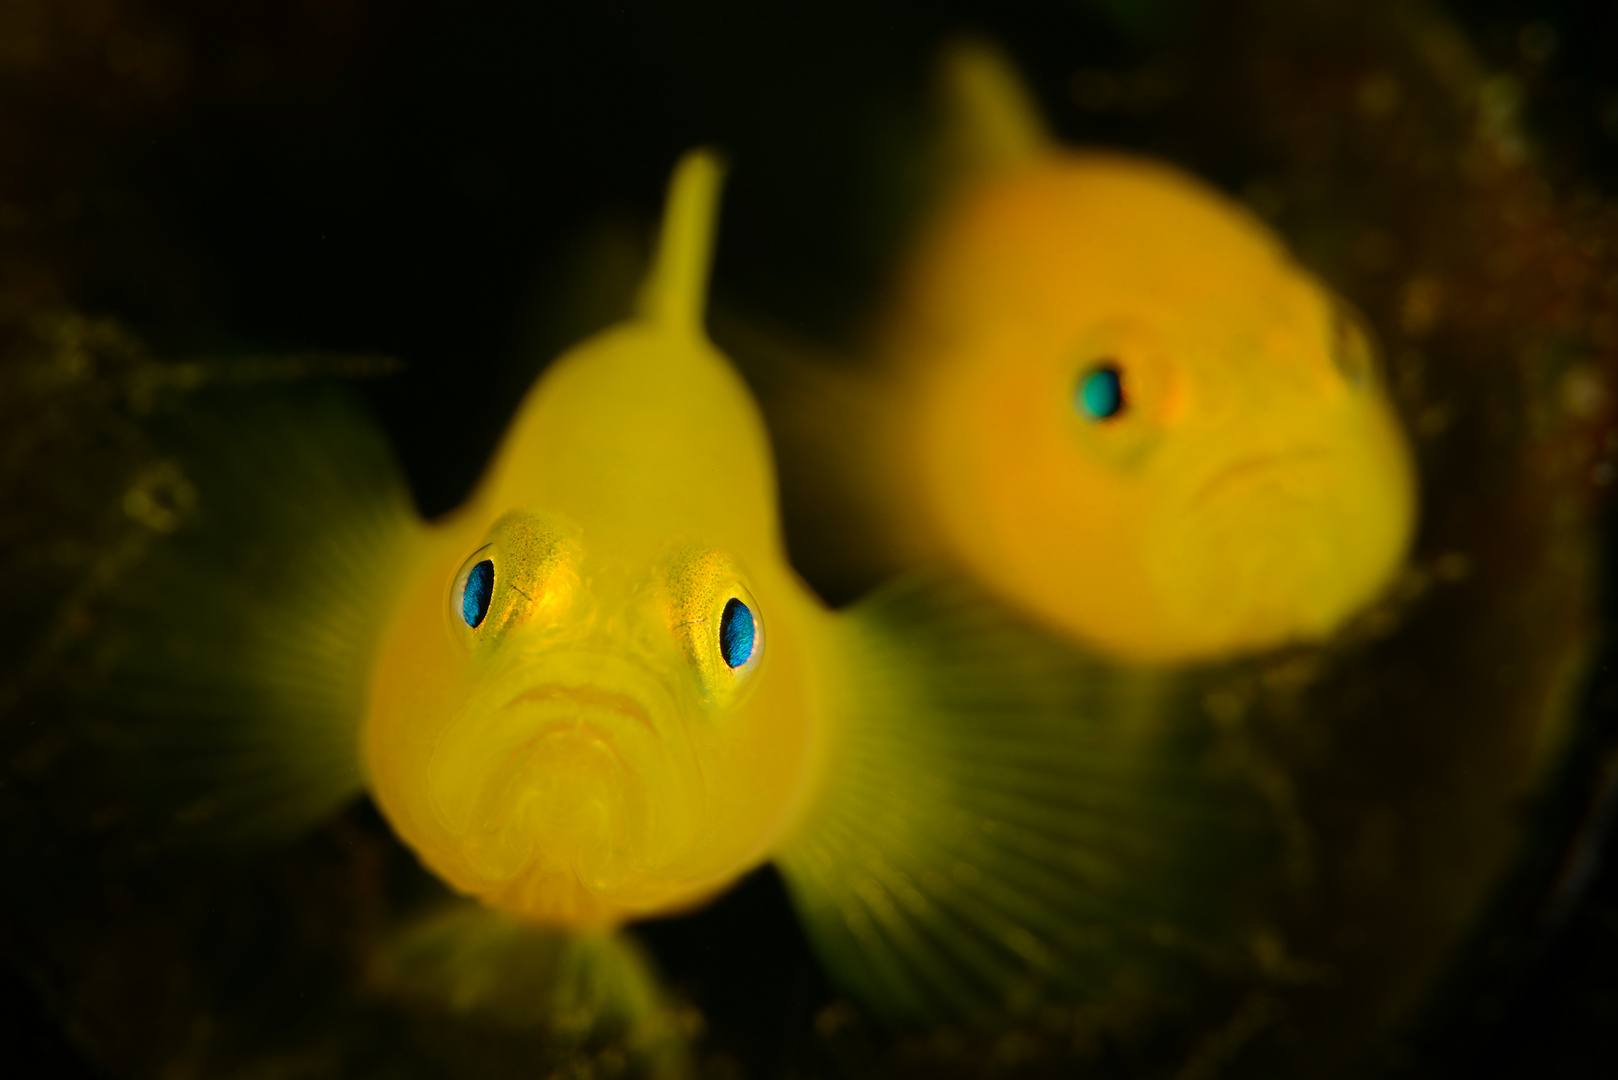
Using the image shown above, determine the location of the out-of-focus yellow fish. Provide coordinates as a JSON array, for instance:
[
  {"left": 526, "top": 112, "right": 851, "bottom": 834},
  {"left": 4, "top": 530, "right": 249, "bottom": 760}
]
[
  {"left": 729, "top": 42, "right": 1418, "bottom": 663},
  {"left": 105, "top": 151, "right": 1277, "bottom": 1047}
]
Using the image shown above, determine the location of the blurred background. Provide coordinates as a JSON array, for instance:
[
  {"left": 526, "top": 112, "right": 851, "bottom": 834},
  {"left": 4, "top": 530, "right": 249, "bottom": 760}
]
[{"left": 2, "top": 0, "right": 1617, "bottom": 1076}]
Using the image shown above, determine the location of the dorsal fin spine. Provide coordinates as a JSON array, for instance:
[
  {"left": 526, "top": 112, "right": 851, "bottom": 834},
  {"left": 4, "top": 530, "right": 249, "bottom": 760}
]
[
  {"left": 636, "top": 149, "right": 727, "bottom": 333},
  {"left": 939, "top": 38, "right": 1052, "bottom": 177}
]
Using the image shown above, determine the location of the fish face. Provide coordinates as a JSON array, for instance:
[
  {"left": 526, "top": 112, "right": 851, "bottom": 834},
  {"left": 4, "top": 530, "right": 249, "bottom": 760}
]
[
  {"left": 426, "top": 643, "right": 706, "bottom": 916},
  {"left": 368, "top": 509, "right": 821, "bottom": 926},
  {"left": 896, "top": 154, "right": 1417, "bottom": 662},
  {"left": 1140, "top": 299, "right": 1416, "bottom": 655}
]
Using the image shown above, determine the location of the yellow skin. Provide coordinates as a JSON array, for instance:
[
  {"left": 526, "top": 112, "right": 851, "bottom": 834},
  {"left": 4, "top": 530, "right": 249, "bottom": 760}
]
[
  {"left": 876, "top": 151, "right": 1417, "bottom": 663},
  {"left": 364, "top": 156, "right": 838, "bottom": 929},
  {"left": 116, "top": 146, "right": 1300, "bottom": 1027}
]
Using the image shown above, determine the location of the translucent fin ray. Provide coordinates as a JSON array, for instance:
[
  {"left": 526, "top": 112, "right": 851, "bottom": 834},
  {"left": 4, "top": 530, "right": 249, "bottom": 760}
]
[
  {"left": 94, "top": 387, "right": 423, "bottom": 844},
  {"left": 777, "top": 575, "right": 1283, "bottom": 1021}
]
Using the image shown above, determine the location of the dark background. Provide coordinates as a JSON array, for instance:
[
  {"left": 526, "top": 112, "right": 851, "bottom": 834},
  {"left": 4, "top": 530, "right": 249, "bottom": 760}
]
[{"left": 2, "top": 0, "right": 1617, "bottom": 1076}]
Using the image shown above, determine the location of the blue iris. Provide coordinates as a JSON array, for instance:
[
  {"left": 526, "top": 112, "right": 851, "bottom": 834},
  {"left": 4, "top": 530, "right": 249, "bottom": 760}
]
[
  {"left": 461, "top": 559, "right": 494, "bottom": 628},
  {"left": 719, "top": 597, "right": 756, "bottom": 669},
  {"left": 1076, "top": 364, "right": 1125, "bottom": 421}
]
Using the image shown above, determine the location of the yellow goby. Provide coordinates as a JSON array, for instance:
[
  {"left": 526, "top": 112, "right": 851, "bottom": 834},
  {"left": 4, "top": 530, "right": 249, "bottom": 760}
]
[
  {"left": 740, "top": 42, "right": 1418, "bottom": 663},
  {"left": 106, "top": 148, "right": 1280, "bottom": 1036},
  {"left": 365, "top": 154, "right": 841, "bottom": 929}
]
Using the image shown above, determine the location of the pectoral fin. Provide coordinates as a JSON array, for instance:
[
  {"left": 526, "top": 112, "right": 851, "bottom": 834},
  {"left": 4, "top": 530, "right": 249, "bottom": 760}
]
[
  {"left": 95, "top": 387, "right": 422, "bottom": 845},
  {"left": 778, "top": 573, "right": 1284, "bottom": 1021}
]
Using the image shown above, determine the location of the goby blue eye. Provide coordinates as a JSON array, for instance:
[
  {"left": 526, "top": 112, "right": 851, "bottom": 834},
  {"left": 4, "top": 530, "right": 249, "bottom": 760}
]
[
  {"left": 461, "top": 559, "right": 494, "bottom": 628},
  {"left": 719, "top": 597, "right": 755, "bottom": 669},
  {"left": 1076, "top": 364, "right": 1125, "bottom": 421}
]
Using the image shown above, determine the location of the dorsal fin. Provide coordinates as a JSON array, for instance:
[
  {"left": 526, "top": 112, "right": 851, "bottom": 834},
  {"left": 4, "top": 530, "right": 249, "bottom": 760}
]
[
  {"left": 635, "top": 149, "right": 727, "bottom": 333},
  {"left": 937, "top": 38, "right": 1052, "bottom": 180}
]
